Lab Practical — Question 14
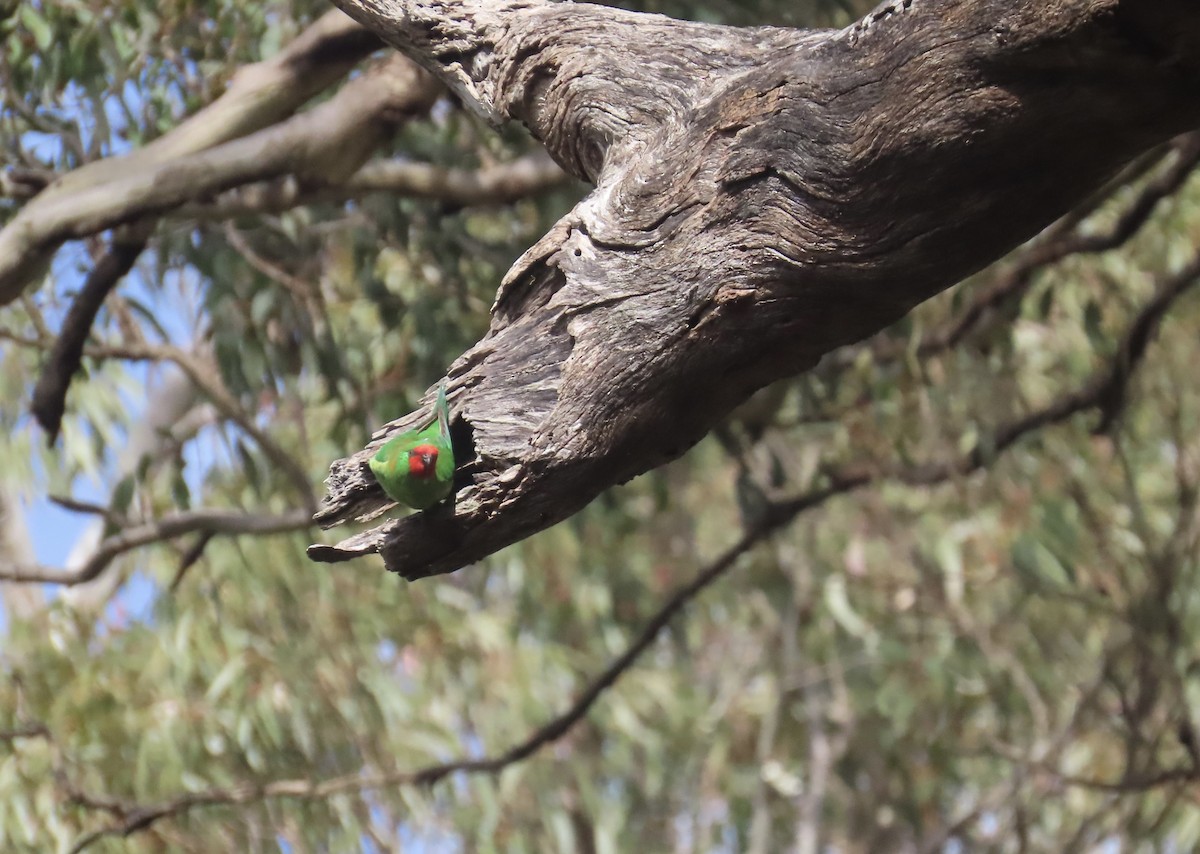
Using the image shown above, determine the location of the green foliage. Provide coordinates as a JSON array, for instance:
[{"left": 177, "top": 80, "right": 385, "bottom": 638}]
[{"left": 3, "top": 0, "right": 1200, "bottom": 851}]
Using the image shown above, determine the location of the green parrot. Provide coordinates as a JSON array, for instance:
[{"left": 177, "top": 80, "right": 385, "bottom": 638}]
[{"left": 368, "top": 383, "right": 455, "bottom": 510}]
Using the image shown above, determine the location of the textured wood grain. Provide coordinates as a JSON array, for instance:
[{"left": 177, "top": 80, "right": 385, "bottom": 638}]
[{"left": 309, "top": 0, "right": 1200, "bottom": 577}]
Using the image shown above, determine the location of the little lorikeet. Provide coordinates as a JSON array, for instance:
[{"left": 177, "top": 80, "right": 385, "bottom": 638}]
[{"left": 368, "top": 383, "right": 454, "bottom": 510}]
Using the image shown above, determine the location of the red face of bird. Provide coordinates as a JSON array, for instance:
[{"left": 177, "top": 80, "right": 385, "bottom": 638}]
[{"left": 407, "top": 443, "right": 439, "bottom": 479}]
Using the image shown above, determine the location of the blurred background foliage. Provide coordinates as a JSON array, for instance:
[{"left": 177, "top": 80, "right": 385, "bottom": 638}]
[{"left": 3, "top": 0, "right": 1200, "bottom": 851}]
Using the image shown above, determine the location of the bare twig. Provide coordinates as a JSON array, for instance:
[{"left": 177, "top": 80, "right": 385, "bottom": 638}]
[
  {"left": 802, "top": 253, "right": 1200, "bottom": 496},
  {"left": 0, "top": 723, "right": 51, "bottom": 745},
  {"left": 47, "top": 495, "right": 115, "bottom": 519},
  {"left": 168, "top": 531, "right": 217, "bottom": 592},
  {"left": 0, "top": 508, "right": 311, "bottom": 586},
  {"left": 0, "top": 167, "right": 53, "bottom": 200},
  {"left": 0, "top": 328, "right": 48, "bottom": 349},
  {"left": 1034, "top": 765, "right": 1199, "bottom": 794},
  {"left": 221, "top": 224, "right": 313, "bottom": 302},
  {"left": 1092, "top": 253, "right": 1200, "bottom": 433},
  {"left": 181, "top": 152, "right": 570, "bottom": 219}
]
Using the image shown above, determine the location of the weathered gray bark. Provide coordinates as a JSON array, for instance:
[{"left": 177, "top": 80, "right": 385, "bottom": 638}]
[{"left": 309, "top": 0, "right": 1200, "bottom": 577}]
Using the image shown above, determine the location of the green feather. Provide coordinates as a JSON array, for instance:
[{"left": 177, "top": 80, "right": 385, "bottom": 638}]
[{"left": 368, "top": 383, "right": 454, "bottom": 510}]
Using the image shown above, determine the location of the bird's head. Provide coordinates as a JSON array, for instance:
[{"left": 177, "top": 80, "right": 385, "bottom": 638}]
[{"left": 407, "top": 443, "right": 439, "bottom": 479}]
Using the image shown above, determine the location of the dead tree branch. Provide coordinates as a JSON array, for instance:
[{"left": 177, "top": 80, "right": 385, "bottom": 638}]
[{"left": 311, "top": 0, "right": 1200, "bottom": 578}]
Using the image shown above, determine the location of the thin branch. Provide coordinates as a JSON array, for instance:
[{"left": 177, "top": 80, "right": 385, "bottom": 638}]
[
  {"left": 180, "top": 152, "right": 570, "bottom": 220},
  {"left": 347, "top": 151, "right": 569, "bottom": 203},
  {"left": 21, "top": 295, "right": 53, "bottom": 340},
  {"left": 0, "top": 328, "right": 48, "bottom": 349},
  {"left": 0, "top": 723, "right": 51, "bottom": 745},
  {"left": 0, "top": 167, "right": 53, "bottom": 200},
  {"left": 0, "top": 508, "right": 311, "bottom": 587},
  {"left": 30, "top": 223, "right": 152, "bottom": 442},
  {"left": 1092, "top": 253, "right": 1200, "bottom": 433},
  {"left": 168, "top": 531, "right": 217, "bottom": 593},
  {"left": 1036, "top": 764, "right": 1198, "bottom": 794},
  {"left": 65, "top": 252, "right": 1200, "bottom": 850},
  {"left": 47, "top": 495, "right": 115, "bottom": 519},
  {"left": 4, "top": 55, "right": 434, "bottom": 299},
  {"left": 221, "top": 224, "right": 314, "bottom": 302}
]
